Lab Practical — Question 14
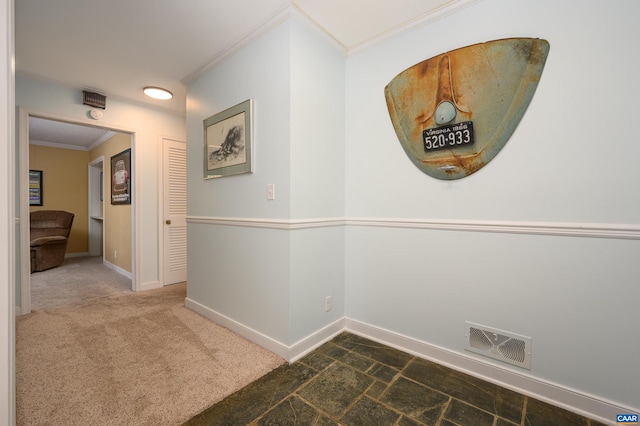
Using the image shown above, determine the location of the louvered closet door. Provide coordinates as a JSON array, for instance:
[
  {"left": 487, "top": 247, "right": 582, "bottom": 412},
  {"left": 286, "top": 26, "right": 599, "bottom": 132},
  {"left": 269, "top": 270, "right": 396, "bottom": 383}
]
[{"left": 163, "top": 139, "right": 187, "bottom": 285}]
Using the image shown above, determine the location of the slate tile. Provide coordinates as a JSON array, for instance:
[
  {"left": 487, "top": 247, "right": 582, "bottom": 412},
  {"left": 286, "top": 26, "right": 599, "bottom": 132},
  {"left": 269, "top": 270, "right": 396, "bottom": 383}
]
[
  {"left": 313, "top": 341, "right": 350, "bottom": 360},
  {"left": 380, "top": 376, "right": 449, "bottom": 425},
  {"left": 349, "top": 339, "right": 413, "bottom": 370},
  {"left": 332, "top": 333, "right": 413, "bottom": 368},
  {"left": 497, "top": 417, "right": 521, "bottom": 426},
  {"left": 184, "top": 363, "right": 317, "bottom": 426},
  {"left": 403, "top": 357, "right": 523, "bottom": 423},
  {"left": 398, "top": 416, "right": 426, "bottom": 426},
  {"left": 331, "top": 332, "right": 370, "bottom": 350},
  {"left": 340, "top": 351, "right": 374, "bottom": 372},
  {"left": 368, "top": 362, "right": 400, "bottom": 383},
  {"left": 299, "top": 351, "right": 335, "bottom": 372},
  {"left": 444, "top": 399, "right": 495, "bottom": 426},
  {"left": 340, "top": 396, "right": 401, "bottom": 426},
  {"left": 365, "top": 380, "right": 388, "bottom": 399},
  {"left": 256, "top": 396, "right": 319, "bottom": 426},
  {"left": 186, "top": 333, "right": 605, "bottom": 426},
  {"left": 298, "top": 362, "right": 374, "bottom": 417},
  {"left": 315, "top": 415, "right": 341, "bottom": 426},
  {"left": 524, "top": 397, "right": 590, "bottom": 426}
]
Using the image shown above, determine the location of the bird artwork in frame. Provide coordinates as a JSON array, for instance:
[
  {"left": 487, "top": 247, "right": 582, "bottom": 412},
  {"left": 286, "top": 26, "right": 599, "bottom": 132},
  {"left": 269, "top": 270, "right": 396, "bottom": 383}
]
[{"left": 204, "top": 99, "right": 253, "bottom": 179}]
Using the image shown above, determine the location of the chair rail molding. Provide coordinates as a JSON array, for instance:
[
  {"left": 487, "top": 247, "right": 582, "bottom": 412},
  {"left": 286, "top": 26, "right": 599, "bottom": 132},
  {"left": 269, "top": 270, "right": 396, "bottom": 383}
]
[{"left": 186, "top": 216, "right": 640, "bottom": 240}]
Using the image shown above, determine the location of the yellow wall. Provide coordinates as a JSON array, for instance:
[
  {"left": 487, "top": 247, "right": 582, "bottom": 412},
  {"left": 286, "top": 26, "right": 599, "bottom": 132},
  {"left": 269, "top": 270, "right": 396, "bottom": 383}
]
[
  {"left": 90, "top": 133, "right": 132, "bottom": 273},
  {"left": 29, "top": 145, "right": 89, "bottom": 254}
]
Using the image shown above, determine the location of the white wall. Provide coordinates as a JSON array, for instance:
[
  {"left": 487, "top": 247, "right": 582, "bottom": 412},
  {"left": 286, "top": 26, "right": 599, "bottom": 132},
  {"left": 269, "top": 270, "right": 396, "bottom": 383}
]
[
  {"left": 186, "top": 15, "right": 346, "bottom": 351},
  {"left": 1, "top": 0, "right": 15, "bottom": 422},
  {"left": 345, "top": 0, "right": 640, "bottom": 414},
  {"left": 289, "top": 17, "right": 345, "bottom": 343},
  {"left": 186, "top": 21, "right": 294, "bottom": 345},
  {"left": 183, "top": 0, "right": 640, "bottom": 418},
  {"left": 16, "top": 75, "right": 186, "bottom": 294},
  {"left": 290, "top": 17, "right": 345, "bottom": 220}
]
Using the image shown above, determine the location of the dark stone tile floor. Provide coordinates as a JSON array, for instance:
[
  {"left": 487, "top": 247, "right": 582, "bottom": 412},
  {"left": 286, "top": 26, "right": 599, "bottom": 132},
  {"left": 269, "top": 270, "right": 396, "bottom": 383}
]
[{"left": 184, "top": 332, "right": 608, "bottom": 426}]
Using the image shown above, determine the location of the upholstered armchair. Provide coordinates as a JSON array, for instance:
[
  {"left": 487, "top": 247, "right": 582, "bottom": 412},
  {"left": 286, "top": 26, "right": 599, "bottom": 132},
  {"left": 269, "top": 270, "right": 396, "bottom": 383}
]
[{"left": 30, "top": 210, "right": 75, "bottom": 272}]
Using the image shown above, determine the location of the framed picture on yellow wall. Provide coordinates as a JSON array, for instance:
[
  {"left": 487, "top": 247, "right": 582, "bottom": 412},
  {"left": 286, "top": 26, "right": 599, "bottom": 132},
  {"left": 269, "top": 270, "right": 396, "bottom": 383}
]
[
  {"left": 110, "top": 148, "right": 131, "bottom": 205},
  {"left": 29, "top": 170, "right": 43, "bottom": 206}
]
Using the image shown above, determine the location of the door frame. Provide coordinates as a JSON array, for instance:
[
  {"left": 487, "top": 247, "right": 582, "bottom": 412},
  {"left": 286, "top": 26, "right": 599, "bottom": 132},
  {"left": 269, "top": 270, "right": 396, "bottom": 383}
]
[
  {"left": 18, "top": 108, "right": 138, "bottom": 314},
  {"left": 88, "top": 156, "right": 104, "bottom": 257}
]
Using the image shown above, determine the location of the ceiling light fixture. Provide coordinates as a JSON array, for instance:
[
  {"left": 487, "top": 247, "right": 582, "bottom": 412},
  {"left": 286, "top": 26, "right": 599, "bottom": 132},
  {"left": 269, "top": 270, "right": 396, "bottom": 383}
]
[{"left": 143, "top": 86, "right": 173, "bottom": 100}]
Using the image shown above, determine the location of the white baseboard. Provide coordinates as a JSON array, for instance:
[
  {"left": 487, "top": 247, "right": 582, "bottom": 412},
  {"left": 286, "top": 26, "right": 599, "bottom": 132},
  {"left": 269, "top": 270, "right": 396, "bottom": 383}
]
[
  {"left": 85, "top": 258, "right": 161, "bottom": 292},
  {"left": 346, "top": 318, "right": 635, "bottom": 426},
  {"left": 288, "top": 318, "right": 346, "bottom": 362},
  {"left": 179, "top": 301, "right": 636, "bottom": 425},
  {"left": 138, "top": 281, "right": 162, "bottom": 292},
  {"left": 179, "top": 298, "right": 634, "bottom": 425},
  {"left": 184, "top": 297, "right": 345, "bottom": 362},
  {"left": 185, "top": 297, "right": 290, "bottom": 359},
  {"left": 102, "top": 259, "right": 133, "bottom": 279}
]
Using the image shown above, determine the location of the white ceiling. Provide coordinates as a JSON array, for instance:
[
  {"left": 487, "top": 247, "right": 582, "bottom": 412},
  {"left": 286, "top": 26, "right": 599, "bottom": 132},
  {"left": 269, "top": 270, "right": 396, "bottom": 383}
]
[
  {"left": 28, "top": 117, "right": 117, "bottom": 151},
  {"left": 16, "top": 0, "right": 478, "bottom": 147}
]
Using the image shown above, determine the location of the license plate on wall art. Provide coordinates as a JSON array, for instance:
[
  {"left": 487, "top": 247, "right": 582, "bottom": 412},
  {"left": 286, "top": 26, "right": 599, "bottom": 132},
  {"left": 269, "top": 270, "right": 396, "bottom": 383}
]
[{"left": 385, "top": 38, "right": 550, "bottom": 180}]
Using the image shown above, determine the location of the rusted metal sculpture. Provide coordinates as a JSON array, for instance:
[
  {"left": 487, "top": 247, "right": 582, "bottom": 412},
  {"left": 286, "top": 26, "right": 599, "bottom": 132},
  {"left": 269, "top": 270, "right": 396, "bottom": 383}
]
[{"left": 385, "top": 38, "right": 550, "bottom": 180}]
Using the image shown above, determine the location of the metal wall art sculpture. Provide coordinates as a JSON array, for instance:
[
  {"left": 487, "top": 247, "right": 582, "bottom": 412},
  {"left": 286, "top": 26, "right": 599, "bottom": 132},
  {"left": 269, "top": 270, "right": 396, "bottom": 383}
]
[{"left": 385, "top": 38, "right": 550, "bottom": 180}]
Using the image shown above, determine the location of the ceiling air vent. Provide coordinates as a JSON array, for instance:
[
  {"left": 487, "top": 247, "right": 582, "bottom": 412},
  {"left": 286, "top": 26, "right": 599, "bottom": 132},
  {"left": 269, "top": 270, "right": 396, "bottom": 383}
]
[
  {"left": 465, "top": 321, "right": 531, "bottom": 369},
  {"left": 83, "top": 90, "right": 106, "bottom": 109}
]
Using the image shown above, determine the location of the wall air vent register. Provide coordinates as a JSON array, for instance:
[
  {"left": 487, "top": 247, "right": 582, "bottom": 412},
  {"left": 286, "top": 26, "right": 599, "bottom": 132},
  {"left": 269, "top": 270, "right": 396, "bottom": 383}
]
[
  {"left": 83, "top": 90, "right": 106, "bottom": 109},
  {"left": 465, "top": 321, "right": 532, "bottom": 369}
]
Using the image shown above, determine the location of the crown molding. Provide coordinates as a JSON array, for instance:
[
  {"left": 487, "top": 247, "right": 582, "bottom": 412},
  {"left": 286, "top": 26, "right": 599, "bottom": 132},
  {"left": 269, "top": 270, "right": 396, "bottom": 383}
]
[
  {"left": 182, "top": 4, "right": 294, "bottom": 85},
  {"left": 347, "top": 0, "right": 484, "bottom": 55}
]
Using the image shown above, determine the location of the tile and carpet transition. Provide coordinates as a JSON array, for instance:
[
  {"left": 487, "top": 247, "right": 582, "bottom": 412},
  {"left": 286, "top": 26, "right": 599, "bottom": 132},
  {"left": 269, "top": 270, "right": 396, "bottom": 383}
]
[{"left": 21, "top": 258, "right": 610, "bottom": 425}]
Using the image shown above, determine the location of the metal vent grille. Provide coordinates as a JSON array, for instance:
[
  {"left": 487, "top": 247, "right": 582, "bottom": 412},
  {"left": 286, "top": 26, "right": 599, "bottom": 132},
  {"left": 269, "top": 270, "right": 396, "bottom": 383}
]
[
  {"left": 465, "top": 322, "right": 531, "bottom": 369},
  {"left": 83, "top": 90, "right": 106, "bottom": 109}
]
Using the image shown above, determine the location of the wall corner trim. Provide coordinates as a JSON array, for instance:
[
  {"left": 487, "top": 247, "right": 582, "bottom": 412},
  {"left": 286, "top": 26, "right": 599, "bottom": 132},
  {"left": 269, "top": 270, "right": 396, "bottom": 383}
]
[{"left": 185, "top": 296, "right": 345, "bottom": 362}]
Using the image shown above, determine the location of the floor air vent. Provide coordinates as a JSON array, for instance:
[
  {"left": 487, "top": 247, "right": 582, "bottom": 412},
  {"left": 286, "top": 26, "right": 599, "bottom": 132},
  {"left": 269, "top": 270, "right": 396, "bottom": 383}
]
[{"left": 465, "top": 322, "right": 531, "bottom": 369}]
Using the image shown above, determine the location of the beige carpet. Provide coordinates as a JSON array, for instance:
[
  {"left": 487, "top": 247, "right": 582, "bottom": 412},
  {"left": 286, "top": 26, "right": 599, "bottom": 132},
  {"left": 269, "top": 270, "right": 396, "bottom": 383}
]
[
  {"left": 29, "top": 256, "right": 133, "bottom": 311},
  {"left": 17, "top": 257, "right": 285, "bottom": 425}
]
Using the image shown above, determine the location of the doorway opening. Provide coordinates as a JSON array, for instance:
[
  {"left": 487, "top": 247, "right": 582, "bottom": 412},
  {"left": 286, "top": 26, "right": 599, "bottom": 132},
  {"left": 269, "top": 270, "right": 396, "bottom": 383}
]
[
  {"left": 18, "top": 110, "right": 136, "bottom": 315},
  {"left": 88, "top": 157, "right": 104, "bottom": 257}
]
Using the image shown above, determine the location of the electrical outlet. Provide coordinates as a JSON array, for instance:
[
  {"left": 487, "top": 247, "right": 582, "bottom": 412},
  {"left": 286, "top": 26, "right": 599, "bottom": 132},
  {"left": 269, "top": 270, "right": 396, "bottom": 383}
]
[{"left": 325, "top": 295, "right": 332, "bottom": 312}]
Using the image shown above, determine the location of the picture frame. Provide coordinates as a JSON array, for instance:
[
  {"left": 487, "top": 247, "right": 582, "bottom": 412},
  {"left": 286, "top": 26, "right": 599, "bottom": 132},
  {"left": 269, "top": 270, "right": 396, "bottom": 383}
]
[
  {"left": 110, "top": 148, "right": 131, "bottom": 205},
  {"left": 29, "top": 170, "right": 43, "bottom": 206},
  {"left": 204, "top": 99, "right": 253, "bottom": 179}
]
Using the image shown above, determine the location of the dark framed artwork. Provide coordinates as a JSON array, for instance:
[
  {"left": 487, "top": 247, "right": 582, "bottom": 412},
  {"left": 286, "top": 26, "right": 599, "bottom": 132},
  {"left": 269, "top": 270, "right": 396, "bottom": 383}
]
[
  {"left": 110, "top": 148, "right": 131, "bottom": 205},
  {"left": 204, "top": 99, "right": 253, "bottom": 179},
  {"left": 29, "top": 170, "right": 43, "bottom": 206}
]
